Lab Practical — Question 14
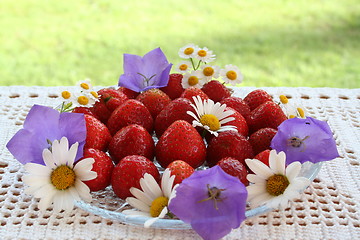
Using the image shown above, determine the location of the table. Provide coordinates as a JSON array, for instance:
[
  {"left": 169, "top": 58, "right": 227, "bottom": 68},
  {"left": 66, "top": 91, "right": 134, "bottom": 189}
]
[{"left": 0, "top": 86, "right": 360, "bottom": 240}]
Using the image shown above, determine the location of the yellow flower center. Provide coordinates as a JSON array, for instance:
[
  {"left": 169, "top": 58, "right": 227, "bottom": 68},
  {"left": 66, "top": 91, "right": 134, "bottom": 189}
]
[
  {"left": 280, "top": 95, "right": 289, "bottom": 104},
  {"left": 297, "top": 107, "right": 305, "bottom": 118},
  {"left": 179, "top": 64, "right": 188, "bottom": 71},
  {"left": 198, "top": 50, "right": 207, "bottom": 57},
  {"left": 80, "top": 83, "right": 90, "bottom": 90},
  {"left": 184, "top": 47, "right": 194, "bottom": 55},
  {"left": 77, "top": 96, "right": 89, "bottom": 105},
  {"left": 188, "top": 76, "right": 199, "bottom": 86},
  {"left": 150, "top": 196, "right": 169, "bottom": 217},
  {"left": 266, "top": 174, "right": 290, "bottom": 196},
  {"left": 50, "top": 165, "right": 76, "bottom": 190},
  {"left": 289, "top": 115, "right": 296, "bottom": 119},
  {"left": 226, "top": 70, "right": 237, "bottom": 80},
  {"left": 61, "top": 91, "right": 71, "bottom": 99},
  {"left": 90, "top": 91, "right": 98, "bottom": 99},
  {"left": 200, "top": 114, "right": 220, "bottom": 131},
  {"left": 203, "top": 67, "right": 214, "bottom": 76}
]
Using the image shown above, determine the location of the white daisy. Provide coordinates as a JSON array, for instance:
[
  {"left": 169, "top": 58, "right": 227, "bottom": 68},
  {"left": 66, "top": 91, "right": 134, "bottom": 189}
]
[
  {"left": 22, "top": 137, "right": 97, "bottom": 212},
  {"left": 187, "top": 96, "right": 237, "bottom": 137},
  {"left": 277, "top": 93, "right": 306, "bottom": 119},
  {"left": 175, "top": 60, "right": 193, "bottom": 73},
  {"left": 181, "top": 70, "right": 206, "bottom": 89},
  {"left": 199, "top": 64, "right": 220, "bottom": 82},
  {"left": 194, "top": 47, "right": 216, "bottom": 63},
  {"left": 77, "top": 78, "right": 93, "bottom": 91},
  {"left": 178, "top": 43, "right": 199, "bottom": 59},
  {"left": 123, "top": 169, "right": 178, "bottom": 228},
  {"left": 245, "top": 150, "right": 310, "bottom": 209},
  {"left": 59, "top": 79, "right": 99, "bottom": 111},
  {"left": 72, "top": 92, "right": 99, "bottom": 108},
  {"left": 220, "top": 64, "right": 243, "bottom": 86}
]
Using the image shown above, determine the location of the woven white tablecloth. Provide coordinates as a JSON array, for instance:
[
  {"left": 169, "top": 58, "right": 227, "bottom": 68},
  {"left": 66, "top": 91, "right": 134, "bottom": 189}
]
[{"left": 0, "top": 86, "right": 360, "bottom": 240}]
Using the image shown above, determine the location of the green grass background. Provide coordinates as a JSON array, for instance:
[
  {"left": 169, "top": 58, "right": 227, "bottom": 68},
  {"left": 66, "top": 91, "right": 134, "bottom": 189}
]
[{"left": 1, "top": 0, "right": 359, "bottom": 88}]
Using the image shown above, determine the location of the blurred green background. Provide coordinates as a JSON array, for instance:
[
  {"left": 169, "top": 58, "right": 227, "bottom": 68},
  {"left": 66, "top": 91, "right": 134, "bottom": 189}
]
[{"left": 1, "top": 0, "right": 359, "bottom": 88}]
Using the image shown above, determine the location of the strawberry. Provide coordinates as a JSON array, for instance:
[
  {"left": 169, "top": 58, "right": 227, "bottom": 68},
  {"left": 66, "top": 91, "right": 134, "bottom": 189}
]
[
  {"left": 92, "top": 88, "right": 128, "bottom": 124},
  {"left": 180, "top": 87, "right": 209, "bottom": 103},
  {"left": 79, "top": 148, "right": 114, "bottom": 191},
  {"left": 254, "top": 149, "right": 271, "bottom": 166},
  {"left": 249, "top": 128, "right": 277, "bottom": 155},
  {"left": 205, "top": 107, "right": 248, "bottom": 144},
  {"left": 111, "top": 155, "right": 159, "bottom": 199},
  {"left": 217, "top": 157, "right": 249, "bottom": 186},
  {"left": 118, "top": 86, "right": 139, "bottom": 99},
  {"left": 136, "top": 88, "right": 171, "bottom": 119},
  {"left": 160, "top": 73, "right": 184, "bottom": 100},
  {"left": 107, "top": 99, "right": 153, "bottom": 135},
  {"left": 201, "top": 80, "right": 231, "bottom": 102},
  {"left": 223, "top": 107, "right": 248, "bottom": 137},
  {"left": 207, "top": 131, "right": 253, "bottom": 167},
  {"left": 154, "top": 98, "right": 195, "bottom": 137},
  {"left": 108, "top": 124, "right": 155, "bottom": 164},
  {"left": 156, "top": 120, "right": 206, "bottom": 168},
  {"left": 84, "top": 114, "right": 112, "bottom": 151},
  {"left": 243, "top": 89, "right": 273, "bottom": 111},
  {"left": 167, "top": 160, "right": 195, "bottom": 185},
  {"left": 220, "top": 96, "right": 251, "bottom": 120},
  {"left": 247, "top": 101, "right": 287, "bottom": 133},
  {"left": 72, "top": 106, "right": 98, "bottom": 119}
]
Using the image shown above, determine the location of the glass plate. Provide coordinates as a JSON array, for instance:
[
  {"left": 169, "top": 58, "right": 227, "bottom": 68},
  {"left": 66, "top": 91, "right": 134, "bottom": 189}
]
[{"left": 75, "top": 161, "right": 322, "bottom": 229}]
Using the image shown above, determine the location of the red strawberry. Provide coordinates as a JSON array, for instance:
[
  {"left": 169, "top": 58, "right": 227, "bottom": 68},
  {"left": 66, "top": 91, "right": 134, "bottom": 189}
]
[
  {"left": 107, "top": 99, "right": 153, "bottom": 135},
  {"left": 93, "top": 88, "right": 128, "bottom": 124},
  {"left": 84, "top": 114, "right": 112, "bottom": 151},
  {"left": 160, "top": 73, "right": 184, "bottom": 100},
  {"left": 111, "top": 155, "right": 159, "bottom": 199},
  {"left": 220, "top": 96, "right": 251, "bottom": 120},
  {"left": 136, "top": 88, "right": 171, "bottom": 119},
  {"left": 205, "top": 107, "right": 249, "bottom": 144},
  {"left": 207, "top": 131, "right": 253, "bottom": 167},
  {"left": 108, "top": 124, "right": 155, "bottom": 164},
  {"left": 224, "top": 107, "right": 248, "bottom": 137},
  {"left": 201, "top": 80, "right": 231, "bottom": 102},
  {"left": 79, "top": 148, "right": 114, "bottom": 191},
  {"left": 167, "top": 160, "right": 195, "bottom": 185},
  {"left": 248, "top": 101, "right": 287, "bottom": 133},
  {"left": 254, "top": 149, "right": 271, "bottom": 166},
  {"left": 243, "top": 89, "right": 273, "bottom": 111},
  {"left": 180, "top": 87, "right": 209, "bottom": 103},
  {"left": 249, "top": 128, "right": 277, "bottom": 155},
  {"left": 156, "top": 120, "right": 206, "bottom": 168},
  {"left": 72, "top": 107, "right": 98, "bottom": 119},
  {"left": 154, "top": 98, "right": 195, "bottom": 137},
  {"left": 217, "top": 157, "right": 249, "bottom": 186},
  {"left": 118, "top": 86, "right": 139, "bottom": 99}
]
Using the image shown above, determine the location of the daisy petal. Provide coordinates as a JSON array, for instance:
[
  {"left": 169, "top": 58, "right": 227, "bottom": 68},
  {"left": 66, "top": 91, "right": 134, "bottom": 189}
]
[
  {"left": 245, "top": 159, "right": 273, "bottom": 179},
  {"left": 285, "top": 161, "right": 302, "bottom": 181},
  {"left": 126, "top": 197, "right": 151, "bottom": 212},
  {"left": 130, "top": 188, "right": 153, "bottom": 206}
]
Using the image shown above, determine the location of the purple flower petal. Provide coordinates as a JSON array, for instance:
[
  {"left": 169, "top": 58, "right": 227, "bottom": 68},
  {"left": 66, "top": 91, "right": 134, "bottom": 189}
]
[
  {"left": 6, "top": 105, "right": 86, "bottom": 165},
  {"left": 118, "top": 48, "right": 172, "bottom": 92},
  {"left": 169, "top": 166, "right": 247, "bottom": 240},
  {"left": 271, "top": 117, "right": 339, "bottom": 164}
]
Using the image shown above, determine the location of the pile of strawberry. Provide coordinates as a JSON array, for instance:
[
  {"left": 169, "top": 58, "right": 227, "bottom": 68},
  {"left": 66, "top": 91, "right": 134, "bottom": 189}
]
[{"left": 74, "top": 74, "right": 287, "bottom": 200}]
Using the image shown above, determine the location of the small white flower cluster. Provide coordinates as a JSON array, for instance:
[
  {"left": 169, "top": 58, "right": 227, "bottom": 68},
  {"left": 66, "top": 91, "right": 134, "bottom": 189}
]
[
  {"left": 175, "top": 43, "right": 243, "bottom": 89},
  {"left": 60, "top": 78, "right": 99, "bottom": 111}
]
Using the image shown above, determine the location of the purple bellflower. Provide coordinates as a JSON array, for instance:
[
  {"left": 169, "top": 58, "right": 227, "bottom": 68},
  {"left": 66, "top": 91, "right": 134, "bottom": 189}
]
[
  {"left": 271, "top": 117, "right": 339, "bottom": 164},
  {"left": 6, "top": 105, "right": 86, "bottom": 165},
  {"left": 169, "top": 166, "right": 247, "bottom": 240},
  {"left": 118, "top": 47, "right": 173, "bottom": 92}
]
